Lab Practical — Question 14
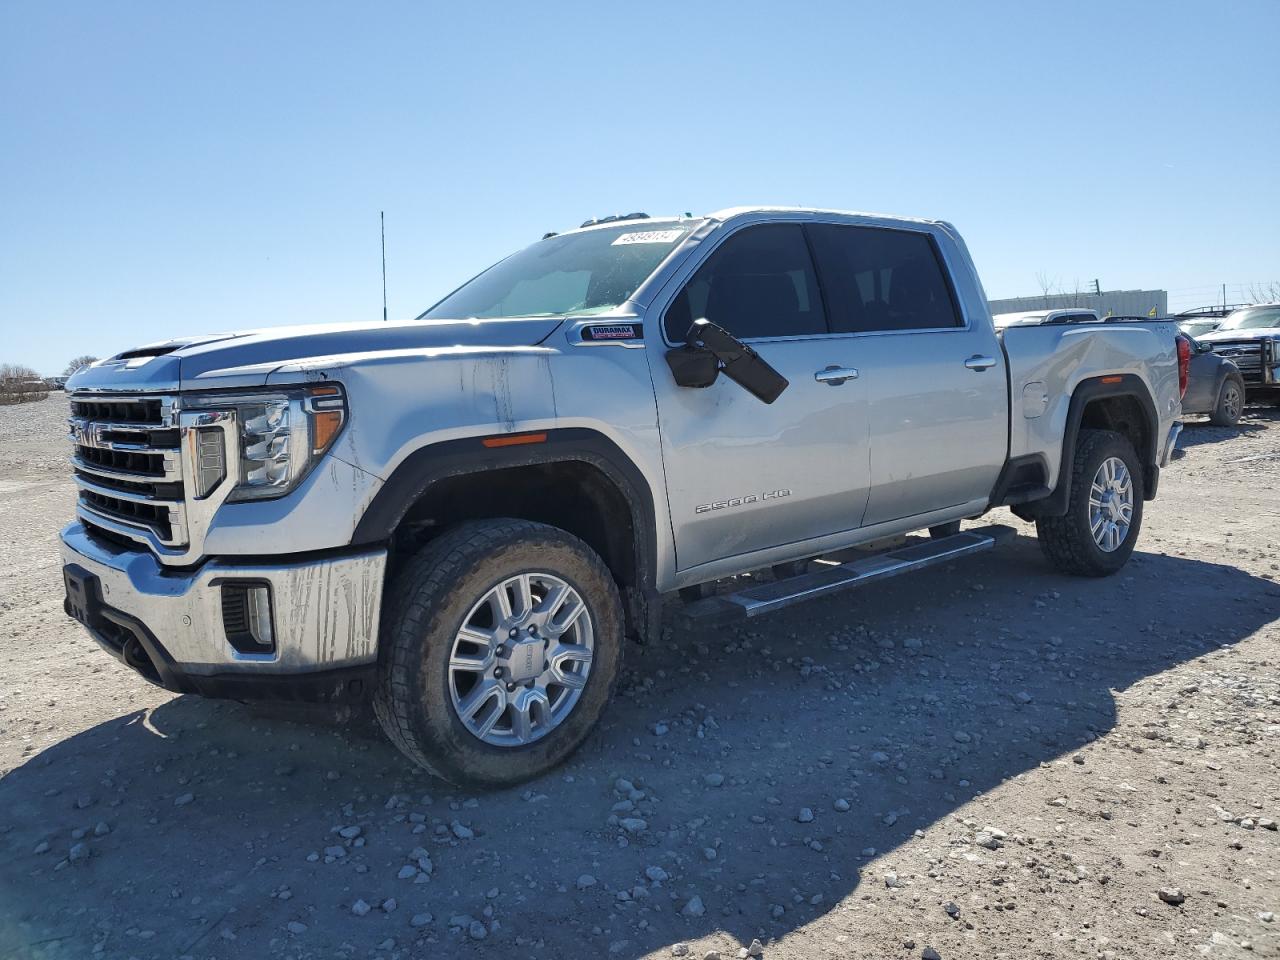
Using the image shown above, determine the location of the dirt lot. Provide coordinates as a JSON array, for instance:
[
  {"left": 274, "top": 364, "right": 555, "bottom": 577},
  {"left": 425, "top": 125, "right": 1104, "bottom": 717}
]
[{"left": 1, "top": 396, "right": 1277, "bottom": 960}]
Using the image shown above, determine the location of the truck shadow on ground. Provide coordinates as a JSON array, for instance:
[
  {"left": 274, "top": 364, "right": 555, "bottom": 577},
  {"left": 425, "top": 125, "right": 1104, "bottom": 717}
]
[
  {"left": 2, "top": 534, "right": 1278, "bottom": 959},
  {"left": 1178, "top": 404, "right": 1278, "bottom": 448}
]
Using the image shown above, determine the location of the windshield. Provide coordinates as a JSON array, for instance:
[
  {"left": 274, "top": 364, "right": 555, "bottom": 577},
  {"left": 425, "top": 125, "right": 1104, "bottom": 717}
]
[
  {"left": 1218, "top": 305, "right": 1280, "bottom": 331},
  {"left": 421, "top": 221, "right": 700, "bottom": 320}
]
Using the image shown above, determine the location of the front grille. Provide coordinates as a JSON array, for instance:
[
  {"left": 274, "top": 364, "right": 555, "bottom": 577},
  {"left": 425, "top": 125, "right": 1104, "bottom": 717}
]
[
  {"left": 71, "top": 397, "right": 165, "bottom": 424},
  {"left": 68, "top": 393, "right": 187, "bottom": 549},
  {"left": 1209, "top": 341, "right": 1263, "bottom": 382},
  {"left": 77, "top": 444, "right": 166, "bottom": 478}
]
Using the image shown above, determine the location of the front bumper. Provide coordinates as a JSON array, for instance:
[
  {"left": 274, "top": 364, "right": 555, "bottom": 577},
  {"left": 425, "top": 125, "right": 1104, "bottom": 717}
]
[{"left": 59, "top": 521, "right": 386, "bottom": 701}]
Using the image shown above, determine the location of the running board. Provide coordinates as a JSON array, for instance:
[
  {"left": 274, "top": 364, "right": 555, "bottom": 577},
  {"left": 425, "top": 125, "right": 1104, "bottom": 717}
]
[{"left": 680, "top": 524, "right": 1016, "bottom": 622}]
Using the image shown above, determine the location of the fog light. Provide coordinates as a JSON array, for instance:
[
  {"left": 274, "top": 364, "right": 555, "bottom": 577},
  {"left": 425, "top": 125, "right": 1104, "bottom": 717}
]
[{"left": 221, "top": 582, "right": 275, "bottom": 654}]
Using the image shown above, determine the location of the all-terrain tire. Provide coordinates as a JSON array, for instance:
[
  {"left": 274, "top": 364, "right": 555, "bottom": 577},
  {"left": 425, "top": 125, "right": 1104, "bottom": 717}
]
[
  {"left": 372, "top": 519, "right": 624, "bottom": 787},
  {"left": 1209, "top": 375, "right": 1245, "bottom": 427},
  {"left": 1036, "top": 429, "right": 1144, "bottom": 577}
]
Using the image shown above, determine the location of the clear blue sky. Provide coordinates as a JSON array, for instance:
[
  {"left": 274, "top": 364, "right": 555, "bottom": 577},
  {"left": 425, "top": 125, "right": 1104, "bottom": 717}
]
[{"left": 3, "top": 1, "right": 1277, "bottom": 374}]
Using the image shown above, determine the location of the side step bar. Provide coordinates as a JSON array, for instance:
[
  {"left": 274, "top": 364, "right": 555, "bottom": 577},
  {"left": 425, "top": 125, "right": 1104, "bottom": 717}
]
[{"left": 681, "top": 524, "right": 1016, "bottom": 622}]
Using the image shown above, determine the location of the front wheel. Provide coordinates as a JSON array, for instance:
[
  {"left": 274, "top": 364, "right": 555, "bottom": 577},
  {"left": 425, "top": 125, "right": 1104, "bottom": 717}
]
[
  {"left": 1036, "top": 429, "right": 1144, "bottom": 577},
  {"left": 1209, "top": 376, "right": 1245, "bottom": 427},
  {"left": 373, "top": 519, "right": 624, "bottom": 787}
]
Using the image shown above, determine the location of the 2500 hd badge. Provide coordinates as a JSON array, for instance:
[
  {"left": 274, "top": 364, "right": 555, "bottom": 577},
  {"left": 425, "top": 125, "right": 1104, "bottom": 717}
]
[{"left": 695, "top": 489, "right": 792, "bottom": 514}]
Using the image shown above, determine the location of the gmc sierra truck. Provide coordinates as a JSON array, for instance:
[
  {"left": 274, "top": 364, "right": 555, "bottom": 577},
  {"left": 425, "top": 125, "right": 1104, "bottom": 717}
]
[{"left": 60, "top": 207, "right": 1186, "bottom": 786}]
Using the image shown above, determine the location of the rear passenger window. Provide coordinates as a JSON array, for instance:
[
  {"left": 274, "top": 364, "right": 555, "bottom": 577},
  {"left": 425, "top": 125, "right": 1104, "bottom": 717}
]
[
  {"left": 807, "top": 224, "right": 962, "bottom": 333},
  {"left": 664, "top": 224, "right": 827, "bottom": 342}
]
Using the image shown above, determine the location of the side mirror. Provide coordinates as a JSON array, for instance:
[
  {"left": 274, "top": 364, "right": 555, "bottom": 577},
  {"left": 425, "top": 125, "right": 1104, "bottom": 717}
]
[
  {"left": 664, "top": 319, "right": 789, "bottom": 404},
  {"left": 665, "top": 344, "right": 720, "bottom": 388}
]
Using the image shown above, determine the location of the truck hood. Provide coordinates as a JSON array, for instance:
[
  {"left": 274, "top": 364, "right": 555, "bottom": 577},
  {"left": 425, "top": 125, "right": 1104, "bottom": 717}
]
[
  {"left": 1196, "top": 327, "right": 1279, "bottom": 343},
  {"left": 65, "top": 317, "right": 565, "bottom": 393}
]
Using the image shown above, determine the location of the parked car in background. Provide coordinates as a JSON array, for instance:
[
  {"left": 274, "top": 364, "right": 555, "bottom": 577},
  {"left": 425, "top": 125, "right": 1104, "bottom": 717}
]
[
  {"left": 993, "top": 308, "right": 1103, "bottom": 327},
  {"left": 1178, "top": 334, "right": 1246, "bottom": 426},
  {"left": 1174, "top": 304, "right": 1251, "bottom": 340},
  {"left": 1177, "top": 317, "right": 1223, "bottom": 339},
  {"left": 1196, "top": 304, "right": 1280, "bottom": 404}
]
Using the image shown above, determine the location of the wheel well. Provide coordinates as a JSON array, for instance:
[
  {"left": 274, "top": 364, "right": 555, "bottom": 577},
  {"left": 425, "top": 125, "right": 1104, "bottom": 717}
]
[
  {"left": 1012, "top": 380, "right": 1159, "bottom": 522},
  {"left": 1079, "top": 394, "right": 1152, "bottom": 467},
  {"left": 389, "top": 460, "right": 638, "bottom": 592}
]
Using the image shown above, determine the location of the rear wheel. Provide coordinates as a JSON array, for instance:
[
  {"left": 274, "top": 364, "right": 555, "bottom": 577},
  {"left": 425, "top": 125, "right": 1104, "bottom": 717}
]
[
  {"left": 373, "top": 519, "right": 624, "bottom": 786},
  {"left": 1036, "top": 429, "right": 1144, "bottom": 577},
  {"left": 1209, "top": 376, "right": 1245, "bottom": 426}
]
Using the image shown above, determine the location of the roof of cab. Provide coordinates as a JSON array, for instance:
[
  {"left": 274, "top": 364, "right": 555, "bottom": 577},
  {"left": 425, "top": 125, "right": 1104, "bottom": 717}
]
[
  {"left": 564, "top": 206, "right": 945, "bottom": 237},
  {"left": 705, "top": 205, "right": 943, "bottom": 227}
]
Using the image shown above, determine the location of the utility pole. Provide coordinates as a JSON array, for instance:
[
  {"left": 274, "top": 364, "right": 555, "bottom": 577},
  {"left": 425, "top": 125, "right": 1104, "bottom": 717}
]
[{"left": 381, "top": 211, "right": 388, "bottom": 322}]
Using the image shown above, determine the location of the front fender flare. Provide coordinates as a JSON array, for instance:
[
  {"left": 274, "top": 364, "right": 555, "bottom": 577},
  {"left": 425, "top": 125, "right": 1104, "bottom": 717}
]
[{"left": 350, "top": 428, "right": 661, "bottom": 643}]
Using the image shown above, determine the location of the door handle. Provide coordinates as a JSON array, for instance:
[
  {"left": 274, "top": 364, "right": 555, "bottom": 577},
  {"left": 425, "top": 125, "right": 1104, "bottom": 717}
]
[
  {"left": 964, "top": 355, "right": 997, "bottom": 371},
  {"left": 815, "top": 365, "right": 859, "bottom": 385}
]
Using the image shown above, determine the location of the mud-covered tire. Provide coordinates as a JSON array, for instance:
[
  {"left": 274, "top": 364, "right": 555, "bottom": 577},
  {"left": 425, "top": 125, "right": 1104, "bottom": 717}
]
[
  {"left": 372, "top": 519, "right": 624, "bottom": 787},
  {"left": 1209, "top": 375, "right": 1245, "bottom": 427},
  {"left": 1036, "top": 429, "right": 1144, "bottom": 577}
]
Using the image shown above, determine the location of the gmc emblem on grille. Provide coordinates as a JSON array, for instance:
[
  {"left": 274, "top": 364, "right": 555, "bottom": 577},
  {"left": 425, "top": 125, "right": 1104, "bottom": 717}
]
[{"left": 70, "top": 421, "right": 103, "bottom": 448}]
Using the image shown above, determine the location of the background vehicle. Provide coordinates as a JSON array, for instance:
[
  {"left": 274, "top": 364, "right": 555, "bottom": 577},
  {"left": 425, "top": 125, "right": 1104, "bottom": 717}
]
[
  {"left": 993, "top": 308, "right": 1103, "bottom": 327},
  {"left": 59, "top": 207, "right": 1184, "bottom": 786},
  {"left": 1195, "top": 304, "right": 1280, "bottom": 403},
  {"left": 1174, "top": 303, "right": 1248, "bottom": 339},
  {"left": 1179, "top": 334, "right": 1246, "bottom": 426}
]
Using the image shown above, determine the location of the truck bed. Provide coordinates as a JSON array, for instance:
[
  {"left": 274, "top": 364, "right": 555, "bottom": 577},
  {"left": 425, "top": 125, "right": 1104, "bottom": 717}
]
[{"left": 999, "top": 320, "right": 1182, "bottom": 494}]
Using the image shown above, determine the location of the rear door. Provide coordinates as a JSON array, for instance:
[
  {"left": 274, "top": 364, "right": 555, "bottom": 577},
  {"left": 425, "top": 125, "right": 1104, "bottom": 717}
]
[
  {"left": 807, "top": 222, "right": 1006, "bottom": 526},
  {"left": 648, "top": 221, "right": 871, "bottom": 572}
]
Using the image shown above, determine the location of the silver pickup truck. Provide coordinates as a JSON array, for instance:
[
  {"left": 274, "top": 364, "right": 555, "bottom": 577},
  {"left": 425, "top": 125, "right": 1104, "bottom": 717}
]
[{"left": 60, "top": 207, "right": 1185, "bottom": 785}]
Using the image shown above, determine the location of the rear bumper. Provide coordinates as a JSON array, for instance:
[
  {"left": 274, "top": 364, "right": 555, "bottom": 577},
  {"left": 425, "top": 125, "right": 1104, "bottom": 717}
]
[{"left": 59, "top": 521, "right": 386, "bottom": 701}]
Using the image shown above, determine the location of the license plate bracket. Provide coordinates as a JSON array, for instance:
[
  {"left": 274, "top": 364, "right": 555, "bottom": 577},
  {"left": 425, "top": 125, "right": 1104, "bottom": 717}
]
[{"left": 63, "top": 564, "right": 103, "bottom": 629}]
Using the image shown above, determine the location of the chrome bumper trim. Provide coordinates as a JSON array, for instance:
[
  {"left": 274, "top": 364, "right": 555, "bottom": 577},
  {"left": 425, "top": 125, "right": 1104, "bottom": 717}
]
[
  {"left": 1161, "top": 421, "right": 1183, "bottom": 468},
  {"left": 60, "top": 521, "right": 386, "bottom": 675}
]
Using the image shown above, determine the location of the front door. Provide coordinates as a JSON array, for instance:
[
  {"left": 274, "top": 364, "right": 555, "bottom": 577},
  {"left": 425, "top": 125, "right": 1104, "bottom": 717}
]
[{"left": 647, "top": 222, "right": 871, "bottom": 572}]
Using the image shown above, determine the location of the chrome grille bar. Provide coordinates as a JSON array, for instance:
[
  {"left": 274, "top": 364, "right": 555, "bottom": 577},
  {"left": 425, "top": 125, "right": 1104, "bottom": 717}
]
[{"left": 68, "top": 392, "right": 190, "bottom": 550}]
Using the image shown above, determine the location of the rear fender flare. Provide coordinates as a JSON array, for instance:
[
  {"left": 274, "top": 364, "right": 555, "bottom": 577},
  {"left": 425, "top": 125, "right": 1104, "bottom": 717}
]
[{"left": 1019, "top": 374, "right": 1159, "bottom": 519}]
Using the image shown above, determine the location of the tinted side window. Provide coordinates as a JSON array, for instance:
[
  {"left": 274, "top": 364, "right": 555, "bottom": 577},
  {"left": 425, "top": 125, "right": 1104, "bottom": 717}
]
[
  {"left": 664, "top": 224, "right": 827, "bottom": 342},
  {"left": 808, "top": 224, "right": 962, "bottom": 333}
]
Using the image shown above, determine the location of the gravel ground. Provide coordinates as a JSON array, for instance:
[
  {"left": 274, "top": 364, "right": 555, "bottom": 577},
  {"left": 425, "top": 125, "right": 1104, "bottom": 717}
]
[{"left": 1, "top": 395, "right": 1277, "bottom": 960}]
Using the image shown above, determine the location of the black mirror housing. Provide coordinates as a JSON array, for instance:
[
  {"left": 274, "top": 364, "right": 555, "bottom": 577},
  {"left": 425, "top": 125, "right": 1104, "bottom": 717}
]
[
  {"left": 680, "top": 319, "right": 789, "bottom": 404},
  {"left": 665, "top": 346, "right": 720, "bottom": 388}
]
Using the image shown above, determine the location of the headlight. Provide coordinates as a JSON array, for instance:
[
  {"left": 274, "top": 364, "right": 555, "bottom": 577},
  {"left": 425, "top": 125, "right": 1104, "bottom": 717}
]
[{"left": 182, "top": 384, "right": 347, "bottom": 502}]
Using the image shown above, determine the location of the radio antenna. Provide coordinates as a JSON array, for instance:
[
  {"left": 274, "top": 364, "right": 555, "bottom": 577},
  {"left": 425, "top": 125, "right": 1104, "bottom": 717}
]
[{"left": 381, "top": 210, "right": 388, "bottom": 322}]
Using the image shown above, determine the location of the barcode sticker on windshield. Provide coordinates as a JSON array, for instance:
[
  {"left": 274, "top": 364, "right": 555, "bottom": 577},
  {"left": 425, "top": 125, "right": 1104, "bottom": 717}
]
[{"left": 612, "top": 229, "right": 685, "bottom": 245}]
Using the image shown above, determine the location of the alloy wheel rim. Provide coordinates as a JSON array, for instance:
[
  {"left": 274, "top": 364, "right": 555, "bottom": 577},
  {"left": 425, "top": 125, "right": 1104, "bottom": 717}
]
[
  {"left": 447, "top": 572, "right": 594, "bottom": 747},
  {"left": 1088, "top": 456, "right": 1134, "bottom": 553},
  {"left": 1224, "top": 383, "right": 1242, "bottom": 419}
]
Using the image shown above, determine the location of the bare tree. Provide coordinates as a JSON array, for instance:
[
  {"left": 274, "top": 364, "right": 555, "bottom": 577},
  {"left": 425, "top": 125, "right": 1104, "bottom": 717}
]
[
  {"left": 1034, "top": 271, "right": 1060, "bottom": 309},
  {"left": 1246, "top": 282, "right": 1280, "bottom": 304},
  {"left": 63, "top": 355, "right": 99, "bottom": 376}
]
